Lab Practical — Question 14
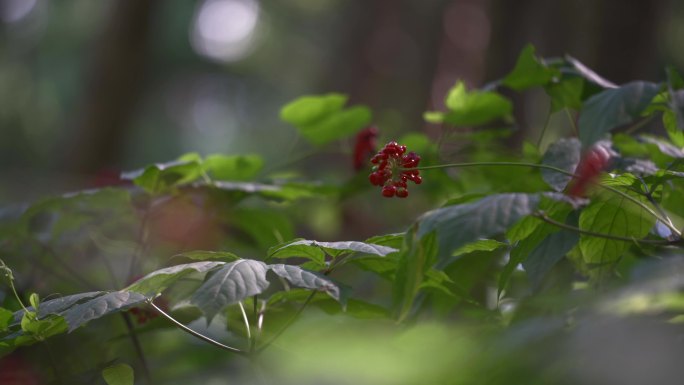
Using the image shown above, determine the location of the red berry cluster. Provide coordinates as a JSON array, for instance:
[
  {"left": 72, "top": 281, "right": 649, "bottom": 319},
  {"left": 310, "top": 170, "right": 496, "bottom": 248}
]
[
  {"left": 369, "top": 141, "right": 421, "bottom": 198},
  {"left": 353, "top": 126, "right": 379, "bottom": 171}
]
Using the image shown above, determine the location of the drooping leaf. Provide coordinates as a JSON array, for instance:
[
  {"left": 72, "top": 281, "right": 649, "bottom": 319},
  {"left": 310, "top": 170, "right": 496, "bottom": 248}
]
[
  {"left": 579, "top": 185, "right": 656, "bottom": 268},
  {"left": 541, "top": 138, "right": 581, "bottom": 192},
  {"left": 424, "top": 81, "right": 512, "bottom": 126},
  {"left": 126, "top": 261, "right": 225, "bottom": 296},
  {"left": 578, "top": 81, "right": 660, "bottom": 147},
  {"left": 393, "top": 228, "right": 437, "bottom": 322},
  {"left": 280, "top": 94, "right": 372, "bottom": 146},
  {"left": 122, "top": 159, "right": 203, "bottom": 193},
  {"left": 190, "top": 259, "right": 270, "bottom": 322},
  {"left": 416, "top": 193, "right": 541, "bottom": 260},
  {"left": 363, "top": 233, "right": 405, "bottom": 250},
  {"left": 503, "top": 44, "right": 559, "bottom": 90},
  {"left": 62, "top": 291, "right": 148, "bottom": 332},
  {"left": 230, "top": 208, "right": 295, "bottom": 250},
  {"left": 173, "top": 250, "right": 240, "bottom": 263},
  {"left": 203, "top": 154, "right": 264, "bottom": 181},
  {"left": 102, "top": 363, "right": 134, "bottom": 385},
  {"left": 269, "top": 264, "right": 345, "bottom": 304},
  {"left": 11, "top": 291, "right": 106, "bottom": 326}
]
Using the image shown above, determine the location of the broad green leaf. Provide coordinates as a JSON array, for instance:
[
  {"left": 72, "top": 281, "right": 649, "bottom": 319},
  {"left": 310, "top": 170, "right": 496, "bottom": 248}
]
[
  {"left": 174, "top": 250, "right": 240, "bottom": 262},
  {"left": 267, "top": 239, "right": 326, "bottom": 264},
  {"left": 503, "top": 44, "right": 559, "bottom": 90},
  {"left": 348, "top": 255, "right": 398, "bottom": 280},
  {"left": 230, "top": 208, "right": 294, "bottom": 249},
  {"left": 190, "top": 259, "right": 269, "bottom": 322},
  {"left": 578, "top": 81, "right": 660, "bottom": 147},
  {"left": 393, "top": 229, "right": 437, "bottom": 322},
  {"left": 579, "top": 188, "right": 656, "bottom": 267},
  {"left": 269, "top": 264, "right": 345, "bottom": 304},
  {"left": 17, "top": 314, "right": 67, "bottom": 342},
  {"left": 280, "top": 94, "right": 372, "bottom": 146},
  {"left": 269, "top": 239, "right": 398, "bottom": 261},
  {"left": 541, "top": 138, "right": 581, "bottom": 192},
  {"left": 203, "top": 154, "right": 264, "bottom": 181},
  {"left": 267, "top": 289, "right": 387, "bottom": 319},
  {"left": 102, "top": 363, "right": 134, "bottom": 385},
  {"left": 363, "top": 233, "right": 405, "bottom": 250},
  {"left": 417, "top": 193, "right": 541, "bottom": 260},
  {"left": 424, "top": 81, "right": 512, "bottom": 126},
  {"left": 208, "top": 180, "right": 332, "bottom": 202},
  {"left": 452, "top": 239, "right": 508, "bottom": 257},
  {"left": 523, "top": 226, "right": 579, "bottom": 289},
  {"left": 280, "top": 94, "right": 347, "bottom": 127},
  {"left": 126, "top": 261, "right": 225, "bottom": 296},
  {"left": 546, "top": 77, "right": 584, "bottom": 111},
  {"left": 63, "top": 291, "right": 147, "bottom": 332},
  {"left": 11, "top": 291, "right": 106, "bottom": 326},
  {"left": 0, "top": 308, "right": 12, "bottom": 331}
]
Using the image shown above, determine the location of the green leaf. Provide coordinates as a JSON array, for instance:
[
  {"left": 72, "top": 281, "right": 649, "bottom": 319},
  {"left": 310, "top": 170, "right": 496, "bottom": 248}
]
[
  {"left": 363, "top": 233, "right": 405, "bottom": 250},
  {"left": 523, "top": 226, "right": 579, "bottom": 289},
  {"left": 0, "top": 308, "right": 12, "bottom": 331},
  {"left": 269, "top": 239, "right": 398, "bottom": 261},
  {"left": 280, "top": 94, "right": 372, "bottom": 146},
  {"left": 393, "top": 228, "right": 437, "bottom": 322},
  {"left": 11, "top": 291, "right": 106, "bottom": 326},
  {"left": 126, "top": 261, "right": 225, "bottom": 296},
  {"left": 269, "top": 264, "right": 345, "bottom": 304},
  {"left": 203, "top": 154, "right": 264, "bottom": 181},
  {"left": 416, "top": 193, "right": 541, "bottom": 260},
  {"left": 424, "top": 81, "right": 512, "bottom": 126},
  {"left": 267, "top": 239, "right": 326, "bottom": 264},
  {"left": 503, "top": 44, "right": 559, "bottom": 90},
  {"left": 190, "top": 259, "right": 270, "bottom": 322},
  {"left": 546, "top": 77, "right": 584, "bottom": 111},
  {"left": 452, "top": 239, "right": 508, "bottom": 257},
  {"left": 102, "top": 363, "right": 134, "bottom": 385},
  {"left": 664, "top": 90, "right": 684, "bottom": 147},
  {"left": 230, "top": 208, "right": 294, "bottom": 249},
  {"left": 62, "top": 291, "right": 147, "bottom": 332},
  {"left": 173, "top": 250, "right": 240, "bottom": 262},
  {"left": 28, "top": 293, "right": 39, "bottom": 311},
  {"left": 579, "top": 187, "right": 656, "bottom": 267},
  {"left": 122, "top": 159, "right": 203, "bottom": 193},
  {"left": 578, "top": 81, "right": 660, "bottom": 147},
  {"left": 541, "top": 138, "right": 581, "bottom": 192}
]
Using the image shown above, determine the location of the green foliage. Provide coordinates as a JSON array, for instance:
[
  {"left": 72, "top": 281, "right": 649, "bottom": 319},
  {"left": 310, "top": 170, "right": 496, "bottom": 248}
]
[{"left": 2, "top": 43, "right": 684, "bottom": 385}]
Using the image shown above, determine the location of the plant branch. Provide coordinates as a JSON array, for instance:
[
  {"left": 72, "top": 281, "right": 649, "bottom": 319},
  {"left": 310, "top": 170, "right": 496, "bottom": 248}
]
[
  {"left": 120, "top": 313, "right": 152, "bottom": 384},
  {"left": 149, "top": 301, "right": 247, "bottom": 356},
  {"left": 564, "top": 108, "right": 579, "bottom": 137},
  {"left": 238, "top": 301, "right": 252, "bottom": 341},
  {"left": 536, "top": 102, "right": 553, "bottom": 147},
  {"left": 533, "top": 211, "right": 674, "bottom": 245},
  {"left": 406, "top": 162, "right": 682, "bottom": 237}
]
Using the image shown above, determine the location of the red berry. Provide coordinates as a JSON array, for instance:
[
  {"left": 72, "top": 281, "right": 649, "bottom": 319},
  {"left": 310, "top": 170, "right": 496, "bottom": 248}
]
[
  {"left": 382, "top": 185, "right": 396, "bottom": 197},
  {"left": 396, "top": 188, "right": 408, "bottom": 198}
]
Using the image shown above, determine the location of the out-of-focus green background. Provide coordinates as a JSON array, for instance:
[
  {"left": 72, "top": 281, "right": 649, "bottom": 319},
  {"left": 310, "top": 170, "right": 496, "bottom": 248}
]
[{"left": 1, "top": 0, "right": 682, "bottom": 201}]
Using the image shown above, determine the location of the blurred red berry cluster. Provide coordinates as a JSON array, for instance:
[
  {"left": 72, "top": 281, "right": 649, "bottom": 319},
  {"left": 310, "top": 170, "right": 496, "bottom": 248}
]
[
  {"left": 353, "top": 126, "right": 379, "bottom": 171},
  {"left": 369, "top": 141, "right": 421, "bottom": 198},
  {"left": 567, "top": 144, "right": 613, "bottom": 197}
]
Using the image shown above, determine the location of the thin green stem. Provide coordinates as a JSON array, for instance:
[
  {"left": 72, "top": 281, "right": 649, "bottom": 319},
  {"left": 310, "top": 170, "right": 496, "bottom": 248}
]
[
  {"left": 534, "top": 212, "right": 674, "bottom": 245},
  {"left": 564, "top": 108, "right": 579, "bottom": 137},
  {"left": 536, "top": 102, "right": 553, "bottom": 147},
  {"left": 238, "top": 301, "right": 252, "bottom": 341},
  {"left": 406, "top": 162, "right": 682, "bottom": 237},
  {"left": 120, "top": 313, "right": 152, "bottom": 384},
  {"left": 149, "top": 301, "right": 247, "bottom": 356}
]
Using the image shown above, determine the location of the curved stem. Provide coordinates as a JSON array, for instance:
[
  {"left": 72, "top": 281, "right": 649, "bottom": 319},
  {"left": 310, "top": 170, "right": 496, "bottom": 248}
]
[
  {"left": 256, "top": 291, "right": 316, "bottom": 354},
  {"left": 238, "top": 301, "right": 251, "bottom": 340},
  {"left": 537, "top": 102, "right": 553, "bottom": 147},
  {"left": 534, "top": 212, "right": 674, "bottom": 245},
  {"left": 149, "top": 301, "right": 247, "bottom": 356},
  {"left": 406, "top": 162, "right": 682, "bottom": 237}
]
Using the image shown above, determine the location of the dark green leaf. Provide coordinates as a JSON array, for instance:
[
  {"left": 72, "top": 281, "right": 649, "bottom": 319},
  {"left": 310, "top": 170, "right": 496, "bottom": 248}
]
[
  {"left": 230, "top": 208, "right": 294, "bottom": 249},
  {"left": 546, "top": 77, "right": 584, "bottom": 111},
  {"left": 126, "top": 261, "right": 225, "bottom": 296},
  {"left": 269, "top": 264, "right": 344, "bottom": 304},
  {"left": 424, "top": 81, "right": 512, "bottom": 126},
  {"left": 102, "top": 363, "right": 134, "bottom": 385},
  {"left": 11, "top": 291, "right": 106, "bottom": 326},
  {"left": 269, "top": 239, "right": 398, "bottom": 261},
  {"left": 393, "top": 228, "right": 437, "bottom": 322},
  {"left": 503, "top": 44, "right": 559, "bottom": 90},
  {"left": 0, "top": 308, "right": 12, "bottom": 331},
  {"left": 173, "top": 250, "right": 240, "bottom": 262},
  {"left": 63, "top": 291, "right": 147, "bottom": 332},
  {"left": 363, "top": 233, "right": 405, "bottom": 250},
  {"left": 523, "top": 227, "right": 579, "bottom": 289},
  {"left": 541, "top": 138, "right": 581, "bottom": 192},
  {"left": 578, "top": 81, "right": 660, "bottom": 147},
  {"left": 190, "top": 259, "right": 270, "bottom": 322},
  {"left": 417, "top": 193, "right": 541, "bottom": 260},
  {"left": 280, "top": 93, "right": 347, "bottom": 127},
  {"left": 452, "top": 239, "right": 508, "bottom": 257},
  {"left": 123, "top": 159, "right": 203, "bottom": 193}
]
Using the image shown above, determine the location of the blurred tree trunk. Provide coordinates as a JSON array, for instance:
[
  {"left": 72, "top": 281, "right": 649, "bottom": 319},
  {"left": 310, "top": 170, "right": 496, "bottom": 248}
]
[{"left": 63, "top": 0, "right": 159, "bottom": 174}]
